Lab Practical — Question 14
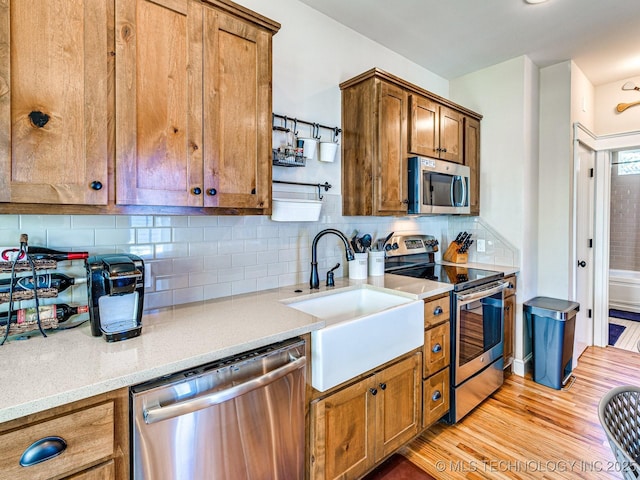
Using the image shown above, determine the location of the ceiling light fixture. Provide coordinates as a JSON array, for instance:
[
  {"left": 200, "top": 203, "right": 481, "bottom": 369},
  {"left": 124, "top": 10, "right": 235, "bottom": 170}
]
[{"left": 525, "top": 0, "right": 549, "bottom": 4}]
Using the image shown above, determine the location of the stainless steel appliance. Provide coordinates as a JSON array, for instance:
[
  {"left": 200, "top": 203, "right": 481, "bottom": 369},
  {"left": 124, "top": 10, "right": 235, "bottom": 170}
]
[
  {"left": 385, "top": 234, "right": 507, "bottom": 423},
  {"left": 407, "top": 157, "right": 470, "bottom": 215},
  {"left": 86, "top": 253, "right": 144, "bottom": 342},
  {"left": 131, "top": 338, "right": 306, "bottom": 480}
]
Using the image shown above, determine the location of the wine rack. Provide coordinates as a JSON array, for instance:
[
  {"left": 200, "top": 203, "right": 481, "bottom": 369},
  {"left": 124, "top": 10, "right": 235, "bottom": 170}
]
[{"left": 0, "top": 234, "right": 89, "bottom": 342}]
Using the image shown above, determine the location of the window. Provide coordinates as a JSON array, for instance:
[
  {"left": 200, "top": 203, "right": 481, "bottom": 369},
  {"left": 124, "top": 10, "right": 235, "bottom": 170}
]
[{"left": 616, "top": 149, "right": 640, "bottom": 175}]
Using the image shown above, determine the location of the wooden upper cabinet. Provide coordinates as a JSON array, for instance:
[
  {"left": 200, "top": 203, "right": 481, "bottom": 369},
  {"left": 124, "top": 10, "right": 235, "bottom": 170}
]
[
  {"left": 203, "top": 6, "right": 272, "bottom": 209},
  {"left": 0, "top": 0, "right": 110, "bottom": 205},
  {"left": 464, "top": 116, "right": 481, "bottom": 215},
  {"left": 341, "top": 69, "right": 480, "bottom": 217},
  {"left": 341, "top": 76, "right": 408, "bottom": 216},
  {"left": 115, "top": 0, "right": 278, "bottom": 210},
  {"left": 115, "top": 0, "right": 203, "bottom": 207},
  {"left": 376, "top": 81, "right": 408, "bottom": 215},
  {"left": 408, "top": 94, "right": 463, "bottom": 164}
]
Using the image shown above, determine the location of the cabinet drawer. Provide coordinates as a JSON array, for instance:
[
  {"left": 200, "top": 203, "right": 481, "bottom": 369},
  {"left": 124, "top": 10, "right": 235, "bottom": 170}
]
[
  {"left": 423, "top": 367, "right": 450, "bottom": 429},
  {"left": 504, "top": 275, "right": 517, "bottom": 297},
  {"left": 423, "top": 321, "right": 450, "bottom": 377},
  {"left": 68, "top": 460, "right": 115, "bottom": 480},
  {"left": 423, "top": 294, "right": 449, "bottom": 329},
  {"left": 0, "top": 402, "right": 114, "bottom": 480}
]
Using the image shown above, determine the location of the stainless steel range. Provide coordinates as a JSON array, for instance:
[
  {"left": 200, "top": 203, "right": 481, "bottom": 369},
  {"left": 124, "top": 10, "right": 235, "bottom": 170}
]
[{"left": 385, "top": 234, "right": 508, "bottom": 423}]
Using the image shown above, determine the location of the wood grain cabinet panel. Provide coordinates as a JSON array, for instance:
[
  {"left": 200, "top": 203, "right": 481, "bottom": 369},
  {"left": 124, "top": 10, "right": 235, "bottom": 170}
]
[
  {"left": 341, "top": 76, "right": 408, "bottom": 216},
  {"left": 503, "top": 275, "right": 517, "bottom": 368},
  {"left": 464, "top": 116, "right": 481, "bottom": 215},
  {"left": 408, "top": 95, "right": 463, "bottom": 164},
  {"left": 310, "top": 352, "right": 421, "bottom": 480},
  {"left": 422, "top": 367, "right": 449, "bottom": 429},
  {"left": 0, "top": 0, "right": 109, "bottom": 205},
  {"left": 0, "top": 389, "right": 128, "bottom": 480},
  {"left": 203, "top": 6, "right": 272, "bottom": 210},
  {"left": 115, "top": 0, "right": 277, "bottom": 210},
  {"left": 341, "top": 69, "right": 480, "bottom": 217},
  {"left": 424, "top": 321, "right": 450, "bottom": 378}
]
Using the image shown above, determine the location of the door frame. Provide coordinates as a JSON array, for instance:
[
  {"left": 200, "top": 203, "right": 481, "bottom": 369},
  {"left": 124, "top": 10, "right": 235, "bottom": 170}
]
[{"left": 573, "top": 123, "right": 640, "bottom": 347}]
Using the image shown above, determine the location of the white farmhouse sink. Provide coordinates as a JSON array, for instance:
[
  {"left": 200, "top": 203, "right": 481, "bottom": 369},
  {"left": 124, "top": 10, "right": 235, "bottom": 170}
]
[{"left": 283, "top": 286, "right": 424, "bottom": 391}]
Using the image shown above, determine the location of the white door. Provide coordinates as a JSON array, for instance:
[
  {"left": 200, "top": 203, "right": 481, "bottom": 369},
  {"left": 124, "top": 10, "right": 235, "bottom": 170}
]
[{"left": 574, "top": 141, "right": 595, "bottom": 366}]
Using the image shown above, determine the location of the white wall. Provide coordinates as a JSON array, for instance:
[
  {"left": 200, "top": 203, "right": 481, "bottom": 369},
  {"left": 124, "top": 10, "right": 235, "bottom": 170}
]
[
  {"left": 538, "top": 61, "right": 573, "bottom": 298},
  {"left": 571, "top": 64, "right": 595, "bottom": 132},
  {"left": 237, "top": 0, "right": 449, "bottom": 196},
  {"left": 450, "top": 55, "right": 539, "bottom": 370},
  {"left": 595, "top": 75, "right": 640, "bottom": 135}
]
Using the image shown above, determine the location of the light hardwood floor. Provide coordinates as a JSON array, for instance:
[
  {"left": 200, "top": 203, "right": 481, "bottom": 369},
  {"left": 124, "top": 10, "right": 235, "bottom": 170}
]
[{"left": 402, "top": 346, "right": 639, "bottom": 479}]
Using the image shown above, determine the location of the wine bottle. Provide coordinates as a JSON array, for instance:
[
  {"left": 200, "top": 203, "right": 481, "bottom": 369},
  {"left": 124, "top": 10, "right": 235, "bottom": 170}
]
[
  {"left": 0, "top": 273, "right": 86, "bottom": 294},
  {"left": 0, "top": 304, "right": 89, "bottom": 327},
  {"left": 26, "top": 247, "right": 89, "bottom": 261}
]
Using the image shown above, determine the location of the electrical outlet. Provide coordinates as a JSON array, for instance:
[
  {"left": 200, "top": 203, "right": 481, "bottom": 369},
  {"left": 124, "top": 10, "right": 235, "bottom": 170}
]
[{"left": 477, "top": 239, "right": 486, "bottom": 253}]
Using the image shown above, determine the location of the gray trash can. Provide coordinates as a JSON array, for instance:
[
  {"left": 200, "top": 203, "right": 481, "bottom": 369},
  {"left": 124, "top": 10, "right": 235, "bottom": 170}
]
[{"left": 524, "top": 297, "right": 580, "bottom": 390}]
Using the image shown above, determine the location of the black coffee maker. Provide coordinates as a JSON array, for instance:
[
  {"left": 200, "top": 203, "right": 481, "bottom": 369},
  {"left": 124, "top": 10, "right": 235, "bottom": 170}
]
[{"left": 86, "top": 253, "right": 144, "bottom": 342}]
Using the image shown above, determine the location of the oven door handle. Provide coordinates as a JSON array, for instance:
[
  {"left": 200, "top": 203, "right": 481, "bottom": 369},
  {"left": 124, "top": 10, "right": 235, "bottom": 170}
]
[
  {"left": 456, "top": 281, "right": 509, "bottom": 302},
  {"left": 143, "top": 356, "right": 306, "bottom": 425}
]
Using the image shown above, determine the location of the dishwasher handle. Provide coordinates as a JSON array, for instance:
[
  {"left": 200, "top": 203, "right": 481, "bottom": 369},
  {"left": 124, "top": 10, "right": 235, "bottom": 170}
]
[{"left": 143, "top": 356, "right": 306, "bottom": 424}]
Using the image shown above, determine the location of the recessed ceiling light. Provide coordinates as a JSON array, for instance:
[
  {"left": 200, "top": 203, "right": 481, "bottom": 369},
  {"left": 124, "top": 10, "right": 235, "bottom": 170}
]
[{"left": 525, "top": 0, "right": 549, "bottom": 4}]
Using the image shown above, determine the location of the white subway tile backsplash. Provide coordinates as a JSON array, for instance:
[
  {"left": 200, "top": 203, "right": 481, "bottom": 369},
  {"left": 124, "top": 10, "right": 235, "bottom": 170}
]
[
  {"left": 93, "top": 228, "right": 134, "bottom": 246},
  {"left": 71, "top": 215, "right": 116, "bottom": 229},
  {"left": 137, "top": 228, "right": 172, "bottom": 244},
  {"left": 173, "top": 286, "right": 204, "bottom": 304},
  {"left": 21, "top": 215, "right": 71, "bottom": 229},
  {"left": 49, "top": 229, "right": 96, "bottom": 247},
  {"left": 0, "top": 194, "right": 517, "bottom": 314},
  {"left": 232, "top": 279, "right": 257, "bottom": 296}
]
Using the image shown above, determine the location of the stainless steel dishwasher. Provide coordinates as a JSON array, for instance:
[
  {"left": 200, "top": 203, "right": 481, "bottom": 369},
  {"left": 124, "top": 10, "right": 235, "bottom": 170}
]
[{"left": 131, "top": 338, "right": 306, "bottom": 479}]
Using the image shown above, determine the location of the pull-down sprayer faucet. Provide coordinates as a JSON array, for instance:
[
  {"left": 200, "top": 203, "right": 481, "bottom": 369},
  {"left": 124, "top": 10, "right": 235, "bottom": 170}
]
[{"left": 310, "top": 229, "right": 355, "bottom": 289}]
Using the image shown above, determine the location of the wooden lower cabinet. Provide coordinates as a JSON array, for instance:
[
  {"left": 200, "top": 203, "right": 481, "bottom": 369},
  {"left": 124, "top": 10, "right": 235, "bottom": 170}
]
[
  {"left": 0, "top": 389, "right": 128, "bottom": 480},
  {"left": 309, "top": 352, "right": 422, "bottom": 480},
  {"left": 422, "top": 293, "right": 451, "bottom": 428},
  {"left": 503, "top": 274, "right": 517, "bottom": 369}
]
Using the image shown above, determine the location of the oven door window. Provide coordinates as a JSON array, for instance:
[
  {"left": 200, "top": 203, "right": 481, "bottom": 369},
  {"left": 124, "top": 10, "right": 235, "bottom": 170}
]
[{"left": 458, "top": 293, "right": 503, "bottom": 368}]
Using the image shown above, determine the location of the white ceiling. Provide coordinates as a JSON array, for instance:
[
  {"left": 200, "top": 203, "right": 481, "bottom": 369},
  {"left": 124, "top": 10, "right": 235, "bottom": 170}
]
[{"left": 297, "top": 0, "right": 640, "bottom": 86}]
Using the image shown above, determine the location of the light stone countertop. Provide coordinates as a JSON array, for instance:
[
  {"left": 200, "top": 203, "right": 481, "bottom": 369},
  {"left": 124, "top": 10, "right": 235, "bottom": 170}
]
[{"left": 0, "top": 273, "right": 453, "bottom": 423}]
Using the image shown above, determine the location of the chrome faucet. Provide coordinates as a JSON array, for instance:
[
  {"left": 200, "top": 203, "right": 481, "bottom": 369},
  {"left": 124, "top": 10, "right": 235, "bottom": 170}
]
[{"left": 310, "top": 229, "right": 355, "bottom": 289}]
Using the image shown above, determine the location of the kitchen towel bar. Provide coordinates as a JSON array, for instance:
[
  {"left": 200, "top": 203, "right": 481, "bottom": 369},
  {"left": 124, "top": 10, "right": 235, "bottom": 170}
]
[{"left": 272, "top": 180, "right": 332, "bottom": 200}]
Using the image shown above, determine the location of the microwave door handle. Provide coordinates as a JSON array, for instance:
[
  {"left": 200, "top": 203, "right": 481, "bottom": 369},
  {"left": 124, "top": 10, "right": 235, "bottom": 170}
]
[
  {"left": 450, "top": 176, "right": 466, "bottom": 207},
  {"left": 459, "top": 176, "right": 467, "bottom": 207}
]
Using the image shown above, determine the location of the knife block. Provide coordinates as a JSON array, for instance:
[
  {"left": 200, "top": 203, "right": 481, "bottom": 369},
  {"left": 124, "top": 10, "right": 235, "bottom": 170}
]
[{"left": 442, "top": 242, "right": 468, "bottom": 264}]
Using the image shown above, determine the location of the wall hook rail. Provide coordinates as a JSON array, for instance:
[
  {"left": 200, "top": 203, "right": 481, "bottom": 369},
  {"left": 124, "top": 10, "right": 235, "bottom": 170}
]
[
  {"left": 272, "top": 180, "right": 332, "bottom": 200},
  {"left": 272, "top": 113, "right": 341, "bottom": 142}
]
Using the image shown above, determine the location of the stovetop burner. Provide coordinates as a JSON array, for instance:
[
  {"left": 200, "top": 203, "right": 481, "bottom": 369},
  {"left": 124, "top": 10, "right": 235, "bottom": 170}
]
[
  {"left": 384, "top": 234, "right": 503, "bottom": 291},
  {"left": 387, "top": 263, "right": 503, "bottom": 291}
]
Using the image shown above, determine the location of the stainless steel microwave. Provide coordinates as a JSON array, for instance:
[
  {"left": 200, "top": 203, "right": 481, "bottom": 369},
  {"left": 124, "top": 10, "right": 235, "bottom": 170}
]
[{"left": 407, "top": 156, "right": 470, "bottom": 215}]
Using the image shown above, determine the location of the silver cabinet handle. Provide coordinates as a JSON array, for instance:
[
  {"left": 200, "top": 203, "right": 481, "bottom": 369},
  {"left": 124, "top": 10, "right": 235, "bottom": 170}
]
[
  {"left": 144, "top": 356, "right": 306, "bottom": 424},
  {"left": 20, "top": 436, "right": 67, "bottom": 467}
]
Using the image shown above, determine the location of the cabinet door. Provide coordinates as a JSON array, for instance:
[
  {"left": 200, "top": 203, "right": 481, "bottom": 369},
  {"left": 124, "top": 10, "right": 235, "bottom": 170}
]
[
  {"left": 424, "top": 322, "right": 450, "bottom": 377},
  {"left": 310, "top": 376, "right": 377, "bottom": 480},
  {"left": 439, "top": 106, "right": 463, "bottom": 164},
  {"left": 376, "top": 81, "right": 407, "bottom": 215},
  {"left": 408, "top": 94, "right": 438, "bottom": 158},
  {"left": 115, "top": 0, "right": 203, "bottom": 206},
  {"left": 374, "top": 352, "right": 421, "bottom": 462},
  {"left": 0, "top": 0, "right": 109, "bottom": 205},
  {"left": 464, "top": 116, "right": 480, "bottom": 215},
  {"left": 203, "top": 7, "right": 271, "bottom": 210},
  {"left": 423, "top": 367, "right": 449, "bottom": 429}
]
